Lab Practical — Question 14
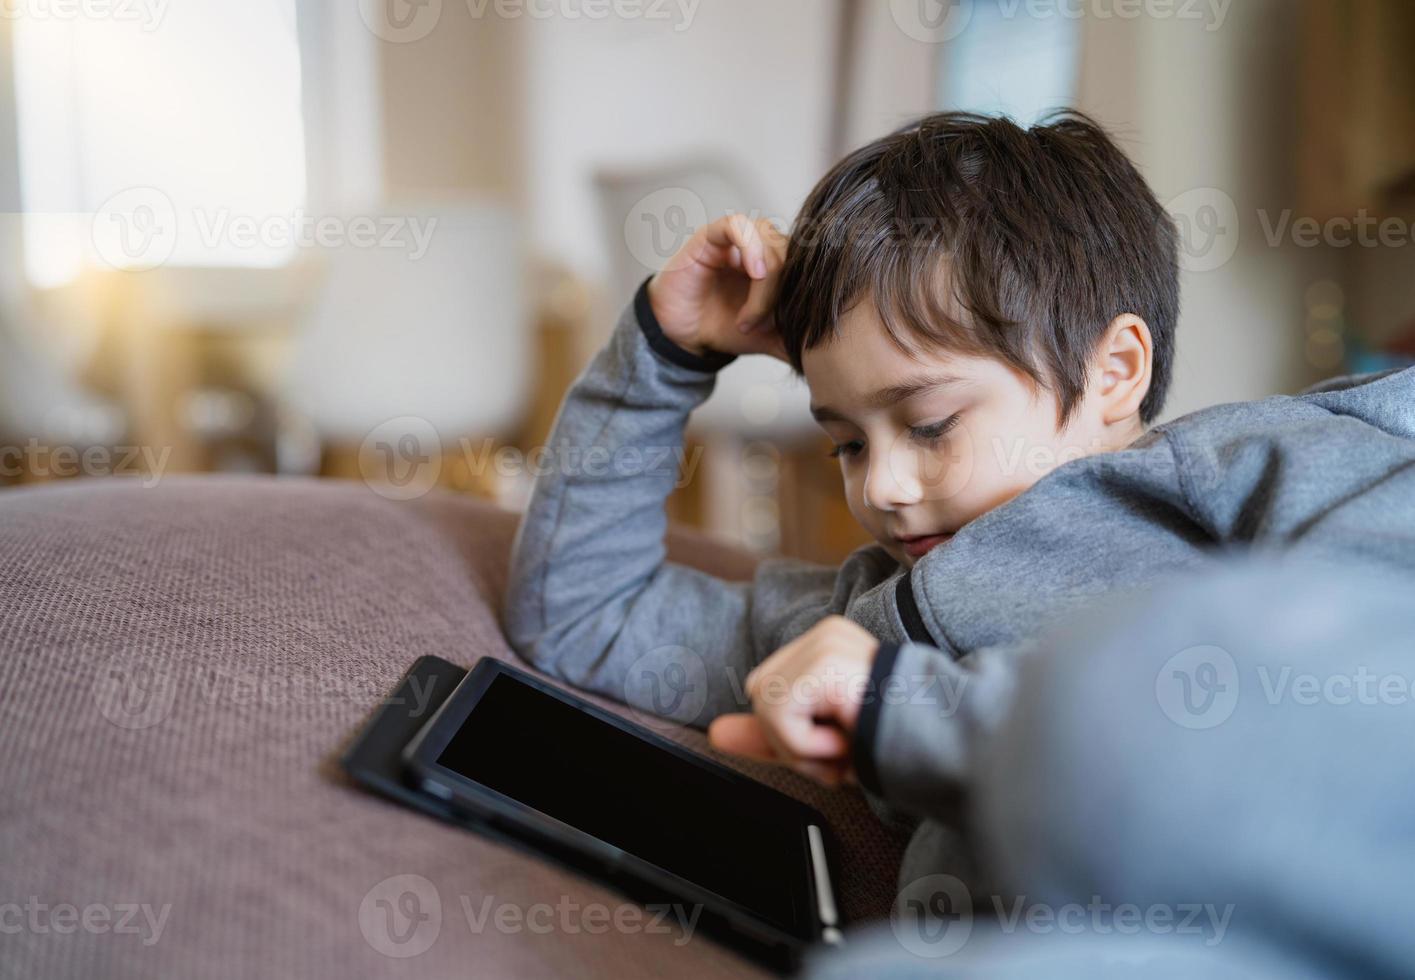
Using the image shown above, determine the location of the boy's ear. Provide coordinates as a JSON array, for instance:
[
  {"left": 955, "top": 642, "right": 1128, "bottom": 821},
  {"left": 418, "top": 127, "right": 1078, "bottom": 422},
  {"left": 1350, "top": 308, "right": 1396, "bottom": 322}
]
[{"left": 1094, "top": 314, "right": 1153, "bottom": 425}]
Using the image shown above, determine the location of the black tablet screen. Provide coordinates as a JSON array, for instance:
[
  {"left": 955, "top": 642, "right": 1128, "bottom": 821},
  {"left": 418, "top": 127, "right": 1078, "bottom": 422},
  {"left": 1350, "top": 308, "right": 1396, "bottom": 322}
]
[{"left": 434, "top": 672, "right": 810, "bottom": 934}]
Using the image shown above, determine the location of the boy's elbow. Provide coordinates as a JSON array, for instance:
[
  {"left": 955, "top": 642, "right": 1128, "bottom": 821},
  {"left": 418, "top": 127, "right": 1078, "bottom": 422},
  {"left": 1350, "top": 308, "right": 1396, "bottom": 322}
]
[
  {"left": 501, "top": 561, "right": 586, "bottom": 675},
  {"left": 500, "top": 568, "right": 546, "bottom": 664}
]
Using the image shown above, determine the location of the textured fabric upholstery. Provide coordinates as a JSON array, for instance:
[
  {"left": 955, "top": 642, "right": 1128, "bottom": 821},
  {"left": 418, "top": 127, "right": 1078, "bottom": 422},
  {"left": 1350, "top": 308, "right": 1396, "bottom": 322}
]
[{"left": 0, "top": 477, "right": 906, "bottom": 978}]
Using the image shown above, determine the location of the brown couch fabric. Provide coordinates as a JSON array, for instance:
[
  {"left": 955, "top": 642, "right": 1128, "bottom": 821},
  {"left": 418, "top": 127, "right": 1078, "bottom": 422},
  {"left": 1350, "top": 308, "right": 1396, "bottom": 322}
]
[{"left": 0, "top": 477, "right": 907, "bottom": 979}]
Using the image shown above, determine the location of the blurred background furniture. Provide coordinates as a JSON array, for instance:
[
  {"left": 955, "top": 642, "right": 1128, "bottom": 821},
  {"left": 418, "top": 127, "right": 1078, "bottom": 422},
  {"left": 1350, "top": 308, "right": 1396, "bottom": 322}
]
[
  {"left": 0, "top": 476, "right": 908, "bottom": 979},
  {"left": 0, "top": 298, "right": 125, "bottom": 487},
  {"left": 282, "top": 199, "right": 532, "bottom": 503},
  {"left": 3, "top": 0, "right": 1415, "bottom": 562}
]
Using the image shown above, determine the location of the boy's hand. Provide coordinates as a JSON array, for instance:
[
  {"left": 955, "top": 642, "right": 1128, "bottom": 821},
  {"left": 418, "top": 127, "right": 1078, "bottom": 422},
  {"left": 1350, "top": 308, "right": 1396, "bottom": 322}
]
[
  {"left": 707, "top": 616, "right": 879, "bottom": 787},
  {"left": 647, "top": 214, "right": 790, "bottom": 362}
]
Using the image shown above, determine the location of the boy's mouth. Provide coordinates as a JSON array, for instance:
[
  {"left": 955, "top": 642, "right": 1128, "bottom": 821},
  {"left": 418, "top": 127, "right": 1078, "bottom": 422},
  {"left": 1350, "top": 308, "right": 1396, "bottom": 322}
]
[{"left": 896, "top": 531, "right": 954, "bottom": 559}]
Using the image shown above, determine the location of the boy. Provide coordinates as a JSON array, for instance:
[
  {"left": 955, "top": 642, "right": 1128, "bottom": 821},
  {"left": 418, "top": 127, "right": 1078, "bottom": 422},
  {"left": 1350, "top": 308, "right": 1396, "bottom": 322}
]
[{"left": 504, "top": 112, "right": 1415, "bottom": 914}]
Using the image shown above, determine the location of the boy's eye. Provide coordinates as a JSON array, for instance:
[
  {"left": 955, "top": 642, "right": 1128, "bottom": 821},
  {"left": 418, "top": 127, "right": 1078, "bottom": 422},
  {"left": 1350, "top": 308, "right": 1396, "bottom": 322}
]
[
  {"left": 909, "top": 413, "right": 962, "bottom": 443},
  {"left": 827, "top": 413, "right": 961, "bottom": 459}
]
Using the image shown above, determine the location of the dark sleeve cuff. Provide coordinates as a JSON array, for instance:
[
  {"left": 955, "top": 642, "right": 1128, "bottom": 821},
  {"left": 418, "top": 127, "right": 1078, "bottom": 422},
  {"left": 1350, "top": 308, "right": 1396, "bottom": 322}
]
[
  {"left": 852, "top": 640, "right": 902, "bottom": 796},
  {"left": 633, "top": 276, "right": 738, "bottom": 373}
]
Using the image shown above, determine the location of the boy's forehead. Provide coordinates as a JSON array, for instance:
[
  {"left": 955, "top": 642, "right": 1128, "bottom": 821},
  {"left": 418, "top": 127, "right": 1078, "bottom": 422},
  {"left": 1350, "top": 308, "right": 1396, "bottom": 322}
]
[
  {"left": 803, "top": 303, "right": 914, "bottom": 372},
  {"left": 803, "top": 303, "right": 943, "bottom": 380},
  {"left": 803, "top": 307, "right": 975, "bottom": 416}
]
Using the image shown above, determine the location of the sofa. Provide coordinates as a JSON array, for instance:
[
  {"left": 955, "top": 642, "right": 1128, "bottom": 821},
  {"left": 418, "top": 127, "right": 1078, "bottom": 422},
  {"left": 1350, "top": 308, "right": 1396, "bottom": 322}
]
[{"left": 0, "top": 476, "right": 908, "bottom": 978}]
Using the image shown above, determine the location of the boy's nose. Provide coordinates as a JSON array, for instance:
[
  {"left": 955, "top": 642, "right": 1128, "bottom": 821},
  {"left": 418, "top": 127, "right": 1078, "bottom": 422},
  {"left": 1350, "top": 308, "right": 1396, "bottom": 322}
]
[{"left": 863, "top": 446, "right": 924, "bottom": 513}]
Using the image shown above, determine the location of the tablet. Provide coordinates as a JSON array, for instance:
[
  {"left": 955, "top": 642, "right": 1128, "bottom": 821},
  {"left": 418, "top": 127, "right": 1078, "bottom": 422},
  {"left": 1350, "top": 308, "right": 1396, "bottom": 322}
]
[{"left": 400, "top": 658, "right": 844, "bottom": 958}]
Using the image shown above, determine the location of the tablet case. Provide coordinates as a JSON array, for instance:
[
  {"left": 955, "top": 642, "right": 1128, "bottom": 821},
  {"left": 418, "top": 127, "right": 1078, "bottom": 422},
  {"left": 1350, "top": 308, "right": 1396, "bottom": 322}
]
[{"left": 339, "top": 655, "right": 808, "bottom": 972}]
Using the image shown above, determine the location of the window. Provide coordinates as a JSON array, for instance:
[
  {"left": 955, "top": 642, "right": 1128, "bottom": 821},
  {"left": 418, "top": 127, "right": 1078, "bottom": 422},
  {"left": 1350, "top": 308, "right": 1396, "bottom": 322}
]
[
  {"left": 936, "top": 0, "right": 1081, "bottom": 124},
  {"left": 13, "top": 0, "right": 307, "bottom": 286}
]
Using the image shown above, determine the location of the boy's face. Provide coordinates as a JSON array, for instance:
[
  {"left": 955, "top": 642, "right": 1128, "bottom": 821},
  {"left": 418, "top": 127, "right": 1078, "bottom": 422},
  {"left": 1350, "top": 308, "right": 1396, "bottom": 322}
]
[{"left": 802, "top": 303, "right": 1117, "bottom": 568}]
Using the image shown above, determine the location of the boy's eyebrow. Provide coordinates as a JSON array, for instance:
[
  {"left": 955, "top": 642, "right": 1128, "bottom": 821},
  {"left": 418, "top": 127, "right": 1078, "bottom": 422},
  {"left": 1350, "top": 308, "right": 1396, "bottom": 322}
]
[{"left": 810, "top": 373, "right": 967, "bottom": 422}]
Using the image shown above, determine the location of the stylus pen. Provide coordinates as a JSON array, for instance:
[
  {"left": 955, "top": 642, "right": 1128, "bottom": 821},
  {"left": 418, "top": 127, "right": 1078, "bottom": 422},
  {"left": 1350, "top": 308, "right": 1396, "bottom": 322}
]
[{"left": 807, "top": 825, "right": 843, "bottom": 945}]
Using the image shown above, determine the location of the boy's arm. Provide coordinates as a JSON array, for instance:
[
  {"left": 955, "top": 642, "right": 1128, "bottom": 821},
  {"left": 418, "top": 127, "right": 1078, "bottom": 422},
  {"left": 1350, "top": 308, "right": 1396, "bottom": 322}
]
[
  {"left": 503, "top": 280, "right": 892, "bottom": 727},
  {"left": 717, "top": 428, "right": 1214, "bottom": 802},
  {"left": 851, "top": 430, "right": 1207, "bottom": 818},
  {"left": 850, "top": 376, "right": 1415, "bottom": 819},
  {"left": 850, "top": 638, "right": 1026, "bottom": 823}
]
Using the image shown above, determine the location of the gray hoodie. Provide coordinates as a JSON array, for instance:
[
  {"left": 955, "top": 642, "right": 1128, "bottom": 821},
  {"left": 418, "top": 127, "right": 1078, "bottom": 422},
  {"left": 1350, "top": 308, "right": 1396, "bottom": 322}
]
[{"left": 503, "top": 278, "right": 1415, "bottom": 897}]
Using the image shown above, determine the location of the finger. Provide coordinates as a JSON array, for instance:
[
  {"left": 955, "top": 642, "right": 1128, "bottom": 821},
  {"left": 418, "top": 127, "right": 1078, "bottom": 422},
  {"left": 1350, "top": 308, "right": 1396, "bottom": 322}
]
[
  {"left": 710, "top": 716, "right": 849, "bottom": 786},
  {"left": 682, "top": 237, "right": 737, "bottom": 272},
  {"left": 704, "top": 215, "right": 767, "bottom": 279},
  {"left": 757, "top": 709, "right": 852, "bottom": 762},
  {"left": 707, "top": 713, "right": 779, "bottom": 762},
  {"left": 736, "top": 254, "right": 780, "bottom": 330},
  {"left": 736, "top": 220, "right": 786, "bottom": 328},
  {"left": 730, "top": 694, "right": 811, "bottom": 772}
]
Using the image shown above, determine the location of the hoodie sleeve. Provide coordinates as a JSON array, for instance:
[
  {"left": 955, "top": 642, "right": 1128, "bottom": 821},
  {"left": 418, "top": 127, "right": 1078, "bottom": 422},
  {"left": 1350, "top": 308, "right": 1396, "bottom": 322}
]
[{"left": 502, "top": 279, "right": 900, "bottom": 729}]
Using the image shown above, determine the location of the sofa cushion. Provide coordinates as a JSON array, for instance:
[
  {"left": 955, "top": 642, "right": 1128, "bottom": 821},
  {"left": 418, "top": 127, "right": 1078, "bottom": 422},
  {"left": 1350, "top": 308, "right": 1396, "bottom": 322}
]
[{"left": 0, "top": 476, "right": 906, "bottom": 978}]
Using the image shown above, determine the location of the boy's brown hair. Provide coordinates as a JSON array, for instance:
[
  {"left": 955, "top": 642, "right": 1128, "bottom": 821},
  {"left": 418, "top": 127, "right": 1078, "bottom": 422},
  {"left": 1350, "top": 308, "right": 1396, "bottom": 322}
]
[{"left": 775, "top": 110, "right": 1179, "bottom": 425}]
